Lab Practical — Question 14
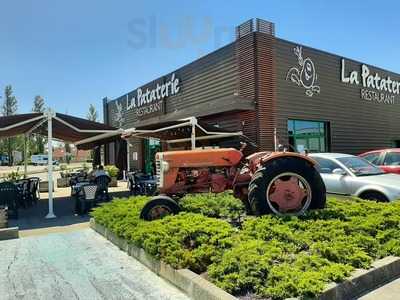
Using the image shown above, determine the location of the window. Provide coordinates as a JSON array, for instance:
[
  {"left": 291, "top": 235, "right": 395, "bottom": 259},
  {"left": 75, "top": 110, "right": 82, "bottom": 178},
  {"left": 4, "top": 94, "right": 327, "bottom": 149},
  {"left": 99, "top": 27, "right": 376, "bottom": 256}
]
[
  {"left": 337, "top": 156, "right": 383, "bottom": 176},
  {"left": 362, "top": 152, "right": 381, "bottom": 165},
  {"left": 313, "top": 157, "right": 341, "bottom": 174},
  {"left": 384, "top": 152, "right": 400, "bottom": 166},
  {"left": 288, "top": 120, "right": 330, "bottom": 153}
]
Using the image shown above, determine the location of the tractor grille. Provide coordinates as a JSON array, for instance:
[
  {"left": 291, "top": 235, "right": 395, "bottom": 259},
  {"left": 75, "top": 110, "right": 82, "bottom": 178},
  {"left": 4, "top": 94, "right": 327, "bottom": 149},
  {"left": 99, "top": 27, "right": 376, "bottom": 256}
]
[{"left": 155, "top": 157, "right": 162, "bottom": 187}]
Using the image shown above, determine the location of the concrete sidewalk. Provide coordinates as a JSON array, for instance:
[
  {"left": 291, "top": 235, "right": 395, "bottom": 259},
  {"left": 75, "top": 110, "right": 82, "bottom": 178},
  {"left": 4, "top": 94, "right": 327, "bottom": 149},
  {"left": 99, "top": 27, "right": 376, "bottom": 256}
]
[
  {"left": 0, "top": 229, "right": 190, "bottom": 300},
  {"left": 358, "top": 277, "right": 400, "bottom": 300}
]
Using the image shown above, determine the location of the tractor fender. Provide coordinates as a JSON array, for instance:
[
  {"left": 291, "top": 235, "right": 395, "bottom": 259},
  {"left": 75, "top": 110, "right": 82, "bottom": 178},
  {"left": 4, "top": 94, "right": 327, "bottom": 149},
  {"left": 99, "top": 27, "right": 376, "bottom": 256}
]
[{"left": 260, "top": 152, "right": 317, "bottom": 167}]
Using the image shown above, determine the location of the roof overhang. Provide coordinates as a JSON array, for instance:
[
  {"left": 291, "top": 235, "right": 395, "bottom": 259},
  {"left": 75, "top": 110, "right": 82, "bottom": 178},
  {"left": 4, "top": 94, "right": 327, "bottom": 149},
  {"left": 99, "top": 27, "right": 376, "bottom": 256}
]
[
  {"left": 0, "top": 112, "right": 122, "bottom": 149},
  {"left": 131, "top": 95, "right": 254, "bottom": 128},
  {"left": 123, "top": 117, "right": 242, "bottom": 144}
]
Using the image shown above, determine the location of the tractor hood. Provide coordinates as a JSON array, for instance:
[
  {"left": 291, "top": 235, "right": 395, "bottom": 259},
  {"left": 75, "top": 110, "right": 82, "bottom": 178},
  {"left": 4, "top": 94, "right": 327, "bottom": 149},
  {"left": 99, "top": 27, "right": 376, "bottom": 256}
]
[{"left": 157, "top": 148, "right": 243, "bottom": 168}]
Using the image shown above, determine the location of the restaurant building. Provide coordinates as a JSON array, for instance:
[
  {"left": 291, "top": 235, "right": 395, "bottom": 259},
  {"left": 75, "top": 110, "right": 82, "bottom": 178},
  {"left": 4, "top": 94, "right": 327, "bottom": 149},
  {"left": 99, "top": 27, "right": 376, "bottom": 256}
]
[{"left": 103, "top": 18, "right": 400, "bottom": 173}]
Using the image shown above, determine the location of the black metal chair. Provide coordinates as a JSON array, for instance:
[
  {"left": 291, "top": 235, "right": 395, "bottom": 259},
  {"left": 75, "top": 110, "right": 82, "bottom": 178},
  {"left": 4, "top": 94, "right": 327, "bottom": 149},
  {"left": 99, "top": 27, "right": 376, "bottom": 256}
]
[
  {"left": 0, "top": 181, "right": 20, "bottom": 219},
  {"left": 15, "top": 179, "right": 30, "bottom": 208},
  {"left": 128, "top": 172, "right": 157, "bottom": 196},
  {"left": 128, "top": 172, "right": 140, "bottom": 195},
  {"left": 28, "top": 177, "right": 40, "bottom": 205},
  {"left": 95, "top": 175, "right": 111, "bottom": 202},
  {"left": 75, "top": 184, "right": 98, "bottom": 215}
]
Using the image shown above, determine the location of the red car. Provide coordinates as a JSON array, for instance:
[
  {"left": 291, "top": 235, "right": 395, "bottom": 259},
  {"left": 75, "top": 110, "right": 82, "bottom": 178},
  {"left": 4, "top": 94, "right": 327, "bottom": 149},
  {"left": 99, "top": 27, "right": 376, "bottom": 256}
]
[{"left": 359, "top": 149, "right": 400, "bottom": 174}]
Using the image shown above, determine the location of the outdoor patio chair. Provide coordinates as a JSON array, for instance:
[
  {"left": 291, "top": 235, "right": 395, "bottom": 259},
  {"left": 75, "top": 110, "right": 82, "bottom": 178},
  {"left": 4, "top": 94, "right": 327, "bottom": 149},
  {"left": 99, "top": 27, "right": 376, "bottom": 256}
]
[
  {"left": 95, "top": 175, "right": 111, "bottom": 202},
  {"left": 15, "top": 179, "right": 30, "bottom": 208},
  {"left": 0, "top": 181, "right": 20, "bottom": 219},
  {"left": 28, "top": 177, "right": 40, "bottom": 205},
  {"left": 75, "top": 184, "right": 98, "bottom": 215}
]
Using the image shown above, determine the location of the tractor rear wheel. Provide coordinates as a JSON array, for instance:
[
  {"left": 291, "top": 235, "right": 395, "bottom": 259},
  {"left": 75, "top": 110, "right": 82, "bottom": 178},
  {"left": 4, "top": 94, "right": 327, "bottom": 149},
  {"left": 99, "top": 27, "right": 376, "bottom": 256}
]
[
  {"left": 248, "top": 157, "right": 326, "bottom": 216},
  {"left": 140, "top": 195, "right": 181, "bottom": 221}
]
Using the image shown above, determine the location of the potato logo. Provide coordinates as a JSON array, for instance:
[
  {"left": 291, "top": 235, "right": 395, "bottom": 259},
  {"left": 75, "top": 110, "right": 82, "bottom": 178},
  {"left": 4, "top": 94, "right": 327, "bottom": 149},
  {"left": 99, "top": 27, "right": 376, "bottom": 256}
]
[{"left": 286, "top": 46, "right": 320, "bottom": 97}]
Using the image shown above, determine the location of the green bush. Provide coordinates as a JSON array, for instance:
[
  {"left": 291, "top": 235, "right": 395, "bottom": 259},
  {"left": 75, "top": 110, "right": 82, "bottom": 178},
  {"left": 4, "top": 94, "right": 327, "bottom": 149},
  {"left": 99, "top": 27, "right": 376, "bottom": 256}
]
[
  {"left": 91, "top": 195, "right": 400, "bottom": 300},
  {"left": 180, "top": 192, "right": 246, "bottom": 220},
  {"left": 91, "top": 197, "right": 235, "bottom": 273},
  {"left": 104, "top": 165, "right": 119, "bottom": 178}
]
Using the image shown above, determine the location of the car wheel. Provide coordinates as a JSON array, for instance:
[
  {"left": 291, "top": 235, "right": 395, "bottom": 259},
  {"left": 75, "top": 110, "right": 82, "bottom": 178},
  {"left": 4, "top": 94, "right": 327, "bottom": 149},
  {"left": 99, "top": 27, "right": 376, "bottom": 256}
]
[{"left": 360, "top": 191, "right": 389, "bottom": 202}]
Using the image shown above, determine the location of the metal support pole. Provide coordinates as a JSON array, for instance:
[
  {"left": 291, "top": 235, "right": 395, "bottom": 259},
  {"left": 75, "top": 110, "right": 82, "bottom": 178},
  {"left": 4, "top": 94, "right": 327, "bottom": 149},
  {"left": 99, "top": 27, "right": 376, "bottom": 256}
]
[
  {"left": 274, "top": 128, "right": 277, "bottom": 152},
  {"left": 45, "top": 109, "right": 56, "bottom": 219},
  {"left": 127, "top": 142, "right": 130, "bottom": 173},
  {"left": 190, "top": 117, "right": 197, "bottom": 150},
  {"left": 24, "top": 134, "right": 28, "bottom": 178}
]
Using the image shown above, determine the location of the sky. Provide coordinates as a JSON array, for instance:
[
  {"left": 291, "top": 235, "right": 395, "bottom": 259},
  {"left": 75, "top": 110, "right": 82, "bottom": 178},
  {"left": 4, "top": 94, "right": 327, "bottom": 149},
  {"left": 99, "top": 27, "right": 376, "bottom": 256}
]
[{"left": 1, "top": 0, "right": 400, "bottom": 121}]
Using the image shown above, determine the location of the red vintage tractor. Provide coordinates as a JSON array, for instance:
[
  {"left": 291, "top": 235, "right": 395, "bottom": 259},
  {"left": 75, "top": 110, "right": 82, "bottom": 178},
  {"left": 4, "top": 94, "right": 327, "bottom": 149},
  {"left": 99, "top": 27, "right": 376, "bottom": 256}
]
[{"left": 139, "top": 143, "right": 326, "bottom": 220}]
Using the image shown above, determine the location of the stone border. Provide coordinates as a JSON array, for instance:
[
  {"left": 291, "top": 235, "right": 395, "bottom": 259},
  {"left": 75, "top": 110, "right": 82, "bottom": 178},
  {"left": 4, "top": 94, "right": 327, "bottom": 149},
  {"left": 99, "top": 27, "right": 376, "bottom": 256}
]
[
  {"left": 0, "top": 227, "right": 19, "bottom": 240},
  {"left": 316, "top": 256, "right": 400, "bottom": 300},
  {"left": 90, "top": 218, "right": 237, "bottom": 300}
]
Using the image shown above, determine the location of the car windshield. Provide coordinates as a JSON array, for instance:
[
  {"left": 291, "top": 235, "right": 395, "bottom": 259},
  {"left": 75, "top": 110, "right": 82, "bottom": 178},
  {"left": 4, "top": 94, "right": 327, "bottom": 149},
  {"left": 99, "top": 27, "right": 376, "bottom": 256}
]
[{"left": 337, "top": 156, "right": 384, "bottom": 176}]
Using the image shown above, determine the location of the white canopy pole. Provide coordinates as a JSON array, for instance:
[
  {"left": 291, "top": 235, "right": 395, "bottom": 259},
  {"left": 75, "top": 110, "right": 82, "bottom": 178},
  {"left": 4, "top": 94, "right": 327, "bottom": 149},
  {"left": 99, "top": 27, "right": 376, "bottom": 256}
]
[
  {"left": 190, "top": 117, "right": 197, "bottom": 150},
  {"left": 45, "top": 109, "right": 56, "bottom": 219},
  {"left": 24, "top": 134, "right": 28, "bottom": 178}
]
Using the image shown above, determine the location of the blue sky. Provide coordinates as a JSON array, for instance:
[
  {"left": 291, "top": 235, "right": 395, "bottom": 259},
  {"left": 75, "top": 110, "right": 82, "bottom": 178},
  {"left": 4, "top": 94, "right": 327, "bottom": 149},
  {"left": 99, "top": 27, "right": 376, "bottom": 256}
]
[{"left": 1, "top": 0, "right": 400, "bottom": 120}]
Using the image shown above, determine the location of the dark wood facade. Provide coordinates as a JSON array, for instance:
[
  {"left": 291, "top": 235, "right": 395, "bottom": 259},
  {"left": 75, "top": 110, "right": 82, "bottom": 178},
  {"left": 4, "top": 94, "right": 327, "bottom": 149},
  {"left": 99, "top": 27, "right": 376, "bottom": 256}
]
[
  {"left": 104, "top": 18, "right": 400, "bottom": 171},
  {"left": 275, "top": 38, "right": 400, "bottom": 154}
]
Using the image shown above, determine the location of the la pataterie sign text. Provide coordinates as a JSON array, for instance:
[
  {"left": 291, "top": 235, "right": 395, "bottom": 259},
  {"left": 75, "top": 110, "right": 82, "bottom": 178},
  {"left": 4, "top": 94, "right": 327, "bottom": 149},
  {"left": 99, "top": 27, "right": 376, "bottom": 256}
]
[
  {"left": 341, "top": 59, "right": 400, "bottom": 105},
  {"left": 126, "top": 73, "right": 180, "bottom": 118}
]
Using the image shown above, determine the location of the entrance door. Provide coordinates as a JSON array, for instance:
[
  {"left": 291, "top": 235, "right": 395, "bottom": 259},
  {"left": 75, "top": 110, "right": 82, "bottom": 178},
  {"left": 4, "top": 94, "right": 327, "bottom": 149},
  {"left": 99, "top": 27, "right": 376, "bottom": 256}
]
[
  {"left": 288, "top": 119, "right": 330, "bottom": 153},
  {"left": 144, "top": 139, "right": 161, "bottom": 175}
]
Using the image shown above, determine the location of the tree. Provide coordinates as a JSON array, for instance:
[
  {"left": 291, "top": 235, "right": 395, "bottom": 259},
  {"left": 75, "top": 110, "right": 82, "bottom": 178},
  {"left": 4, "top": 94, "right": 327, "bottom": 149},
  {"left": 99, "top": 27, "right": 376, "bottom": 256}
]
[
  {"left": 2, "top": 85, "right": 17, "bottom": 116},
  {"left": 32, "top": 95, "right": 46, "bottom": 154},
  {"left": 33, "top": 95, "right": 45, "bottom": 113},
  {"left": 2, "top": 85, "right": 18, "bottom": 165},
  {"left": 87, "top": 104, "right": 98, "bottom": 122}
]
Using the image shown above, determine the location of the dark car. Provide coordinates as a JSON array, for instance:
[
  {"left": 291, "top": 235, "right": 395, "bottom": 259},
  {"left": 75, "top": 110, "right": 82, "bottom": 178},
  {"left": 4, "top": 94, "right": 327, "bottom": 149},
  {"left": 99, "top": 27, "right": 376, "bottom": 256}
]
[{"left": 359, "top": 149, "right": 400, "bottom": 175}]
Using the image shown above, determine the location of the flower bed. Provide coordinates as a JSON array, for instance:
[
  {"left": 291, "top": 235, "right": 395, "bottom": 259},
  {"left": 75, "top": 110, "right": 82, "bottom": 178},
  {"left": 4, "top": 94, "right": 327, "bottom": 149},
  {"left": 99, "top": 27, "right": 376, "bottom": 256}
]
[{"left": 91, "top": 194, "right": 400, "bottom": 300}]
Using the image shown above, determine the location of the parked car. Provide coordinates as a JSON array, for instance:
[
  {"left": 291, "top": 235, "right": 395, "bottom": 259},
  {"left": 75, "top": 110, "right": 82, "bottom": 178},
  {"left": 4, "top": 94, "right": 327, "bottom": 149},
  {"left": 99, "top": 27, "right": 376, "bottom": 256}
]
[
  {"left": 0, "top": 154, "right": 9, "bottom": 166},
  {"left": 359, "top": 148, "right": 400, "bottom": 174},
  {"left": 31, "top": 155, "right": 59, "bottom": 166},
  {"left": 309, "top": 153, "right": 400, "bottom": 202}
]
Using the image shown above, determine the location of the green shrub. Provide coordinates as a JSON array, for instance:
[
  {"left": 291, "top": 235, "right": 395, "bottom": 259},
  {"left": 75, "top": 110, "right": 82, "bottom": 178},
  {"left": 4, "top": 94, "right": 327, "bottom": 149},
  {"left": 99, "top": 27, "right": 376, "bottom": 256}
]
[
  {"left": 180, "top": 192, "right": 246, "bottom": 220},
  {"left": 91, "top": 195, "right": 400, "bottom": 300},
  {"left": 91, "top": 197, "right": 235, "bottom": 273},
  {"left": 104, "top": 165, "right": 119, "bottom": 178}
]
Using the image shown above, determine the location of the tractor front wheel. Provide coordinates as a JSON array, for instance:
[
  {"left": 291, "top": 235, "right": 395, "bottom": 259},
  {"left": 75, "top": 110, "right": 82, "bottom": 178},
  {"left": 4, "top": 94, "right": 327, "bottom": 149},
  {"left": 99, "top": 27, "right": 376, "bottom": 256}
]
[
  {"left": 248, "top": 157, "right": 326, "bottom": 216},
  {"left": 140, "top": 196, "right": 181, "bottom": 221}
]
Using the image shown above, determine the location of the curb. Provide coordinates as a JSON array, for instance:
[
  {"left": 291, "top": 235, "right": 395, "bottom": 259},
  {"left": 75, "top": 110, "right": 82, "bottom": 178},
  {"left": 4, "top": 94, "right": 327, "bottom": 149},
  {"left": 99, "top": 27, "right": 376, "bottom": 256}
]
[
  {"left": 317, "top": 256, "right": 400, "bottom": 300},
  {"left": 90, "top": 218, "right": 237, "bottom": 300},
  {"left": 0, "top": 226, "right": 19, "bottom": 240}
]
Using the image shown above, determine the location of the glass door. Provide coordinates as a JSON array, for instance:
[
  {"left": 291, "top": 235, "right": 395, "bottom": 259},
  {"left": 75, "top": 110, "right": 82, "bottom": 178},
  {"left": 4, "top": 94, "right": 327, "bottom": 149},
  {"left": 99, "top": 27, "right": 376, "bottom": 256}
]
[
  {"left": 144, "top": 138, "right": 161, "bottom": 175},
  {"left": 288, "top": 119, "right": 329, "bottom": 153}
]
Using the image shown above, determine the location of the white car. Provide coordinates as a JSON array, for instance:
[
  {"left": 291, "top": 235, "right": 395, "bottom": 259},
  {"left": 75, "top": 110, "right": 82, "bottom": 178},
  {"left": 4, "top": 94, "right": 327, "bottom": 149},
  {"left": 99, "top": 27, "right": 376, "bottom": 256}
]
[
  {"left": 31, "top": 155, "right": 59, "bottom": 166},
  {"left": 309, "top": 153, "right": 400, "bottom": 202}
]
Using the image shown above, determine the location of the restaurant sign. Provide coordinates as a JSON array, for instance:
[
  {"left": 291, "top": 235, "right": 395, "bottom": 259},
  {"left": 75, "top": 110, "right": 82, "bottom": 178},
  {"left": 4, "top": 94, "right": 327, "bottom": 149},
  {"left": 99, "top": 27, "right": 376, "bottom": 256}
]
[
  {"left": 126, "top": 73, "right": 180, "bottom": 118},
  {"left": 341, "top": 59, "right": 400, "bottom": 105}
]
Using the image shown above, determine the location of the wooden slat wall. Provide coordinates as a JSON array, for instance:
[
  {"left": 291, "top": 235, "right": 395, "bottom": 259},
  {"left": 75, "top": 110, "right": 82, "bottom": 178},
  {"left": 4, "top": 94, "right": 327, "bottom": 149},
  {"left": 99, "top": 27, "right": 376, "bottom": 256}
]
[
  {"left": 106, "top": 43, "right": 237, "bottom": 129},
  {"left": 275, "top": 38, "right": 400, "bottom": 154},
  {"left": 255, "top": 32, "right": 277, "bottom": 151},
  {"left": 236, "top": 33, "right": 259, "bottom": 146}
]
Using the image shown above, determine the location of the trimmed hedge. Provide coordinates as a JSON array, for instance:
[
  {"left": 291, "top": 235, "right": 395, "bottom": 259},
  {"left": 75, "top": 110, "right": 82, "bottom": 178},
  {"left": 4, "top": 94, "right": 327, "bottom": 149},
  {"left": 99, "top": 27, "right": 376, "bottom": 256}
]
[{"left": 91, "top": 194, "right": 400, "bottom": 300}]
